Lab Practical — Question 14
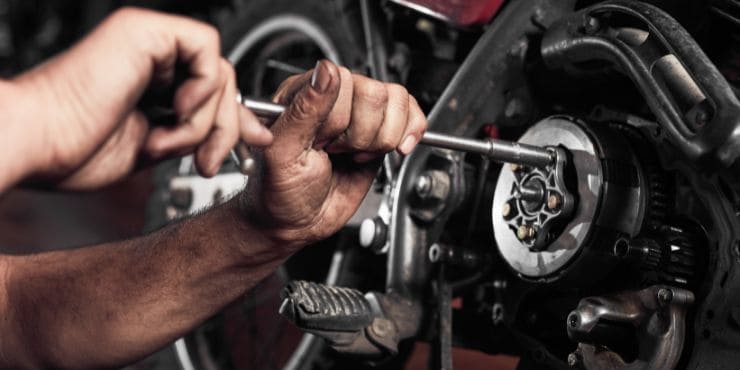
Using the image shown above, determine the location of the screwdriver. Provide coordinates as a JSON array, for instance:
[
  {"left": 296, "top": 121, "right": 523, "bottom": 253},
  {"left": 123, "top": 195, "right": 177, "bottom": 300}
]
[{"left": 235, "top": 96, "right": 554, "bottom": 174}]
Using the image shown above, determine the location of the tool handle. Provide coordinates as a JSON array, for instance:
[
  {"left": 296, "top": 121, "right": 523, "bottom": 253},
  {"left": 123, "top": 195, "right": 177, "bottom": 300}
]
[{"left": 239, "top": 99, "right": 554, "bottom": 168}]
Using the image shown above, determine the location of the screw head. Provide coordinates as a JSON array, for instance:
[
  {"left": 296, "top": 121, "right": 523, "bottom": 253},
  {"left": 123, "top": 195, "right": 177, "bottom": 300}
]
[
  {"left": 547, "top": 193, "right": 562, "bottom": 211},
  {"left": 502, "top": 202, "right": 512, "bottom": 218}
]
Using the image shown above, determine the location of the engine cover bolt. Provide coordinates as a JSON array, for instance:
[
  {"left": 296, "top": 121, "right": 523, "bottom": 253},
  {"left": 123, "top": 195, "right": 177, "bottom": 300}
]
[
  {"left": 502, "top": 202, "right": 512, "bottom": 218},
  {"left": 414, "top": 174, "right": 432, "bottom": 198},
  {"left": 547, "top": 193, "right": 562, "bottom": 211},
  {"left": 658, "top": 288, "right": 673, "bottom": 305},
  {"left": 517, "top": 225, "right": 536, "bottom": 241},
  {"left": 370, "top": 318, "right": 393, "bottom": 338}
]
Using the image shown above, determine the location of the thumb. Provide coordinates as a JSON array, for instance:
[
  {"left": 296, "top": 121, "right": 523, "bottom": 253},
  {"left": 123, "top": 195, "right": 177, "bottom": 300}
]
[{"left": 267, "top": 60, "right": 340, "bottom": 165}]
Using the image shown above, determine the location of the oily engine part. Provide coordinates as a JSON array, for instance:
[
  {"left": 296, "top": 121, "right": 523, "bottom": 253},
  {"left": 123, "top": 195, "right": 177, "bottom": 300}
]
[{"left": 492, "top": 116, "right": 648, "bottom": 282}]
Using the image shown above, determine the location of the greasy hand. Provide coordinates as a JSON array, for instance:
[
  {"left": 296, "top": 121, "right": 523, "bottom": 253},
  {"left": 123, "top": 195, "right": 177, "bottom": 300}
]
[
  {"left": 13, "top": 8, "right": 271, "bottom": 190},
  {"left": 244, "top": 60, "right": 426, "bottom": 249}
]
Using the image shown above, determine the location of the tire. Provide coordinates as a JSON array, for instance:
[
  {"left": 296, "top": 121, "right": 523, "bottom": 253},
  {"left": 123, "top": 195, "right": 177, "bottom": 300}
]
[
  {"left": 218, "top": 0, "right": 367, "bottom": 98},
  {"left": 147, "top": 2, "right": 398, "bottom": 370}
]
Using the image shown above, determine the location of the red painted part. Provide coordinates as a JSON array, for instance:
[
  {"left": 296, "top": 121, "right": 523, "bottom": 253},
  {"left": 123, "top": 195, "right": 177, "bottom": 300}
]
[
  {"left": 393, "top": 0, "right": 505, "bottom": 26},
  {"left": 483, "top": 124, "right": 500, "bottom": 139}
]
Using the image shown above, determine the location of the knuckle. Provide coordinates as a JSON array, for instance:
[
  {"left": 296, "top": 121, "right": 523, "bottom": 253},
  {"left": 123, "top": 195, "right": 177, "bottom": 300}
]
[
  {"left": 289, "top": 96, "right": 318, "bottom": 121},
  {"left": 325, "top": 113, "right": 350, "bottom": 136},
  {"left": 111, "top": 6, "right": 144, "bottom": 21},
  {"left": 387, "top": 83, "right": 408, "bottom": 97},
  {"left": 338, "top": 67, "right": 353, "bottom": 82},
  {"left": 222, "top": 60, "right": 236, "bottom": 79},
  {"left": 377, "top": 134, "right": 399, "bottom": 152},
  {"left": 411, "top": 114, "right": 428, "bottom": 134},
  {"left": 348, "top": 129, "right": 374, "bottom": 150},
  {"left": 355, "top": 79, "right": 388, "bottom": 108},
  {"left": 201, "top": 23, "right": 221, "bottom": 47}
]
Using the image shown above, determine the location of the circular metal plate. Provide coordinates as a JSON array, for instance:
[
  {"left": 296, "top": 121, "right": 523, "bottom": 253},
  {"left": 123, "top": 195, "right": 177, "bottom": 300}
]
[{"left": 492, "top": 117, "right": 603, "bottom": 278}]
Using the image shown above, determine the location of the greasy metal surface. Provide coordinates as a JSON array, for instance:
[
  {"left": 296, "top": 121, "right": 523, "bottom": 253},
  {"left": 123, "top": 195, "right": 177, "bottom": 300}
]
[
  {"left": 386, "top": 0, "right": 576, "bottom": 313},
  {"left": 541, "top": 0, "right": 740, "bottom": 175},
  {"left": 567, "top": 285, "right": 694, "bottom": 370},
  {"left": 498, "top": 146, "right": 575, "bottom": 252},
  {"left": 422, "top": 132, "right": 554, "bottom": 168},
  {"left": 492, "top": 117, "right": 602, "bottom": 277}
]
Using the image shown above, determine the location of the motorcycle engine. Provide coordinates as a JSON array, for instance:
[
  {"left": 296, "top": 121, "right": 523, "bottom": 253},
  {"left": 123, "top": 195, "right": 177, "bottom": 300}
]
[{"left": 491, "top": 116, "right": 697, "bottom": 287}]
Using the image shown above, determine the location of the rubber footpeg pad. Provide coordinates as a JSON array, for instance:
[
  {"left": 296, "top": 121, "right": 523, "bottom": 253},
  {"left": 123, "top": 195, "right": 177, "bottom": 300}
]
[{"left": 279, "top": 280, "right": 375, "bottom": 332}]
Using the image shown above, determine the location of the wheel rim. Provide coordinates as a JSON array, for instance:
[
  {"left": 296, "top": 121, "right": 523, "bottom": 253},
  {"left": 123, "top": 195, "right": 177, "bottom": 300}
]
[
  {"left": 228, "top": 14, "right": 342, "bottom": 98},
  {"left": 174, "top": 14, "right": 345, "bottom": 370}
]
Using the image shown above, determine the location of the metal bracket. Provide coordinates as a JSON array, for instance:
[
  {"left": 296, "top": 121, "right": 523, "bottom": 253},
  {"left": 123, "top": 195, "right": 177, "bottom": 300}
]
[
  {"left": 541, "top": 0, "right": 740, "bottom": 176},
  {"left": 567, "top": 285, "right": 694, "bottom": 369}
]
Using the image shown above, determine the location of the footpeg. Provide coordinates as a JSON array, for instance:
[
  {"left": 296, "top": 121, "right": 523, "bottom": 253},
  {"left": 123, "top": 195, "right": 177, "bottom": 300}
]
[
  {"left": 279, "top": 281, "right": 410, "bottom": 357},
  {"left": 279, "top": 281, "right": 375, "bottom": 332}
]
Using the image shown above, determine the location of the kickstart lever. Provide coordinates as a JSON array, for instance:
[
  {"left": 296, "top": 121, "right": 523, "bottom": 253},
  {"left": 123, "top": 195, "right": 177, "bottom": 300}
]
[{"left": 239, "top": 97, "right": 555, "bottom": 169}]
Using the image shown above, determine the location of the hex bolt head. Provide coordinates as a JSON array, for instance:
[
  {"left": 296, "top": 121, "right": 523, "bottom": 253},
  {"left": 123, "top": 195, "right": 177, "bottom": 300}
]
[
  {"left": 502, "top": 202, "right": 512, "bottom": 218},
  {"left": 658, "top": 288, "right": 673, "bottom": 305},
  {"left": 568, "top": 312, "right": 580, "bottom": 329},
  {"left": 414, "top": 174, "right": 432, "bottom": 198},
  {"left": 547, "top": 193, "right": 562, "bottom": 211},
  {"left": 517, "top": 225, "right": 536, "bottom": 241},
  {"left": 517, "top": 225, "right": 528, "bottom": 240},
  {"left": 371, "top": 318, "right": 393, "bottom": 338}
]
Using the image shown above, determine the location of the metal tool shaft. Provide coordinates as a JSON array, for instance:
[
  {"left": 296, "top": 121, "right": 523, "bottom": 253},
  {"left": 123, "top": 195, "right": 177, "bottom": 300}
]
[
  {"left": 421, "top": 132, "right": 554, "bottom": 168},
  {"left": 239, "top": 98, "right": 554, "bottom": 169}
]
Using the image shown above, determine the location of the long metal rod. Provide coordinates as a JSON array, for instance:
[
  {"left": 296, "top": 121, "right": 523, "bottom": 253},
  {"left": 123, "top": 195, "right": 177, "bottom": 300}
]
[{"left": 239, "top": 97, "right": 555, "bottom": 168}]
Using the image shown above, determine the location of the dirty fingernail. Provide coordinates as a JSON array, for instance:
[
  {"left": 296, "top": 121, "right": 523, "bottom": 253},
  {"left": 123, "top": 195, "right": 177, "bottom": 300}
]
[
  {"left": 310, "top": 60, "right": 332, "bottom": 93},
  {"left": 398, "top": 135, "right": 418, "bottom": 155}
]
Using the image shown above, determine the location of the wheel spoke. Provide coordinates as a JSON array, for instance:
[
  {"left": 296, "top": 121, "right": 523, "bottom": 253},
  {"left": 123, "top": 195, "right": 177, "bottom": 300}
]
[{"left": 266, "top": 59, "right": 307, "bottom": 75}]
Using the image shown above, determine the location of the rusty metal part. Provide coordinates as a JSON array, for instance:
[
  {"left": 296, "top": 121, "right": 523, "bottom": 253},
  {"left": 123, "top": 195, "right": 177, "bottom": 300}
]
[{"left": 567, "top": 285, "right": 694, "bottom": 369}]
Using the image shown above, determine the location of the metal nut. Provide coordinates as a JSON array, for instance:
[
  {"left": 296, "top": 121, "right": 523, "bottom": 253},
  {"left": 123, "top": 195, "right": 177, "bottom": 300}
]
[
  {"left": 517, "top": 225, "right": 536, "bottom": 241},
  {"left": 414, "top": 170, "right": 450, "bottom": 202},
  {"left": 547, "top": 193, "right": 562, "bottom": 211},
  {"left": 370, "top": 318, "right": 393, "bottom": 338},
  {"left": 502, "top": 202, "right": 512, "bottom": 218}
]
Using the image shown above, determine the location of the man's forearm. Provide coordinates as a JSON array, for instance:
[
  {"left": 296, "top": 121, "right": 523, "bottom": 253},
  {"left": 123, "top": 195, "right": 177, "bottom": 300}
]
[{"left": 0, "top": 198, "right": 289, "bottom": 368}]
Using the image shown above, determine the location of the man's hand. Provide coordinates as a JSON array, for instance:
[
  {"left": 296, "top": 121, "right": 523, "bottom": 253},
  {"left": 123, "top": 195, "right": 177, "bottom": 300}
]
[
  {"left": 244, "top": 60, "right": 427, "bottom": 249},
  {"left": 11, "top": 7, "right": 270, "bottom": 190}
]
